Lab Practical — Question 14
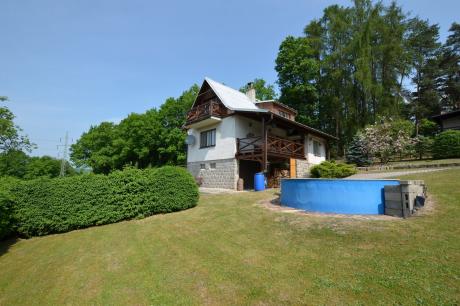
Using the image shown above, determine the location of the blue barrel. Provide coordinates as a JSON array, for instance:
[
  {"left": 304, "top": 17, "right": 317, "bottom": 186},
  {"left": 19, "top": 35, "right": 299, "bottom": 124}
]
[{"left": 254, "top": 172, "right": 265, "bottom": 191}]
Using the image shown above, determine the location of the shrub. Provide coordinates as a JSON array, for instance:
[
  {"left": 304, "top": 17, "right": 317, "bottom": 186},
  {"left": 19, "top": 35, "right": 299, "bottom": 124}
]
[
  {"left": 432, "top": 130, "right": 460, "bottom": 159},
  {"left": 10, "top": 166, "right": 199, "bottom": 237},
  {"left": 310, "top": 161, "right": 357, "bottom": 178},
  {"left": 0, "top": 192, "right": 14, "bottom": 240}
]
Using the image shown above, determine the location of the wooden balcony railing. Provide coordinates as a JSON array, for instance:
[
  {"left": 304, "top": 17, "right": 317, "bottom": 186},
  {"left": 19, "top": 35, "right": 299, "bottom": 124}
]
[
  {"left": 186, "top": 100, "right": 226, "bottom": 125},
  {"left": 236, "top": 135, "right": 305, "bottom": 160}
]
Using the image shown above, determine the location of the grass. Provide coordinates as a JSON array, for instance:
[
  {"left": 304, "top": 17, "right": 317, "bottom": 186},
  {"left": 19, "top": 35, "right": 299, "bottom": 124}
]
[
  {"left": 0, "top": 169, "right": 459, "bottom": 305},
  {"left": 388, "top": 158, "right": 460, "bottom": 166}
]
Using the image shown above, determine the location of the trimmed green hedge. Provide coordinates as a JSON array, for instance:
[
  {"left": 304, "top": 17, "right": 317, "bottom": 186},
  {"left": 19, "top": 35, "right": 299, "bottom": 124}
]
[
  {"left": 0, "top": 177, "right": 20, "bottom": 239},
  {"left": 8, "top": 166, "right": 198, "bottom": 237},
  {"left": 432, "top": 130, "right": 460, "bottom": 159},
  {"left": 0, "top": 192, "right": 14, "bottom": 240},
  {"left": 310, "top": 161, "right": 357, "bottom": 178}
]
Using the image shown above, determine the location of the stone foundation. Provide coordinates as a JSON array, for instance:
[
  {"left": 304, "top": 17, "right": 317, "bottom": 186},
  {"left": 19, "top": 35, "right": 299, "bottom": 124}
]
[
  {"left": 187, "top": 158, "right": 238, "bottom": 189},
  {"left": 295, "top": 159, "right": 312, "bottom": 178}
]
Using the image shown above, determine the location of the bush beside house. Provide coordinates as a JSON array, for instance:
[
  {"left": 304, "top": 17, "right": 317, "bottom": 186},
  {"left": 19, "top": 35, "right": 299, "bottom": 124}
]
[
  {"left": 310, "top": 161, "right": 357, "bottom": 178},
  {"left": 432, "top": 130, "right": 460, "bottom": 159},
  {"left": 3, "top": 166, "right": 198, "bottom": 238}
]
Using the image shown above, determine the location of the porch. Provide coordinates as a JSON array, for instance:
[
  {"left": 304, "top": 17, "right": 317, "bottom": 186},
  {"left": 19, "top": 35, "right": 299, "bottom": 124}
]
[{"left": 236, "top": 135, "right": 305, "bottom": 163}]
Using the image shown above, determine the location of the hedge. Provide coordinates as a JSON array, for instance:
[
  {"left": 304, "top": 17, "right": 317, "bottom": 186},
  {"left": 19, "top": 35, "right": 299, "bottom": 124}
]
[
  {"left": 310, "top": 161, "right": 357, "bottom": 178},
  {"left": 9, "top": 166, "right": 199, "bottom": 237},
  {"left": 0, "top": 177, "right": 20, "bottom": 239},
  {"left": 432, "top": 130, "right": 460, "bottom": 159}
]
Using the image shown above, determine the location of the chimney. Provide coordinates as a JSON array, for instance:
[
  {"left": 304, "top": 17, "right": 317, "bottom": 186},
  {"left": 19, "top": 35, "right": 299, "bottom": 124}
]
[{"left": 245, "top": 82, "right": 256, "bottom": 102}]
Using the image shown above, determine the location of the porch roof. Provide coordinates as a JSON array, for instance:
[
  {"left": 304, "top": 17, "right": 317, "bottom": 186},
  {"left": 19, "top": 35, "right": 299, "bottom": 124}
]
[{"left": 235, "top": 110, "right": 339, "bottom": 141}]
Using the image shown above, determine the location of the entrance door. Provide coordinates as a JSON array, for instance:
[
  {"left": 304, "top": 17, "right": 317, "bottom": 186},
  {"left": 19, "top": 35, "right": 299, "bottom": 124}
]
[{"left": 239, "top": 160, "right": 261, "bottom": 190}]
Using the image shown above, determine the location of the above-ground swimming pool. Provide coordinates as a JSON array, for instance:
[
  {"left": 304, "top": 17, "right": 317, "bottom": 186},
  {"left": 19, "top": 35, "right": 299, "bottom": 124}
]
[{"left": 280, "top": 179, "right": 400, "bottom": 215}]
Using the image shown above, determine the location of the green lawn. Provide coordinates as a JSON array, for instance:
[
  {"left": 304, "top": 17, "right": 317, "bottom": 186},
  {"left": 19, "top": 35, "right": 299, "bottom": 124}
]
[{"left": 1, "top": 170, "right": 459, "bottom": 305}]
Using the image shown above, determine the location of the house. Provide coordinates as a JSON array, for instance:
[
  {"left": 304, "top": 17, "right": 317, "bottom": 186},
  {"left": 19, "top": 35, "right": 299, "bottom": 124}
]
[
  {"left": 184, "top": 77, "right": 337, "bottom": 189},
  {"left": 432, "top": 110, "right": 460, "bottom": 131}
]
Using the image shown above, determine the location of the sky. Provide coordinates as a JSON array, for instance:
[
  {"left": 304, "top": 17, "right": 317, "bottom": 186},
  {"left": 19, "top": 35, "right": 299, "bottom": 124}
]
[{"left": 1, "top": 0, "right": 459, "bottom": 157}]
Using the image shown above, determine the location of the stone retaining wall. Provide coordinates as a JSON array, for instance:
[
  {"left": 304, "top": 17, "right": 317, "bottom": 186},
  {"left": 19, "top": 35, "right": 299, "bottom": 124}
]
[{"left": 187, "top": 158, "right": 238, "bottom": 189}]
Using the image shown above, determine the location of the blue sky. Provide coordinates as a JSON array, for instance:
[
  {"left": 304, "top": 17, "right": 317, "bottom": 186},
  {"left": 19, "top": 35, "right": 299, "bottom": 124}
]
[{"left": 1, "top": 0, "right": 459, "bottom": 157}]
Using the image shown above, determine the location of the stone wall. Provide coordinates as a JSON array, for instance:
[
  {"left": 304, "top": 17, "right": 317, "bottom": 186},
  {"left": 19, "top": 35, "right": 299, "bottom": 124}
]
[
  {"left": 187, "top": 158, "right": 238, "bottom": 189},
  {"left": 295, "top": 159, "right": 311, "bottom": 178}
]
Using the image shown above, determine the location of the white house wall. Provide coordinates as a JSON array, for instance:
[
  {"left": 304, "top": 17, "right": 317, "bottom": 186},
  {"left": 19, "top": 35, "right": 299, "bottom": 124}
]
[
  {"left": 305, "top": 134, "right": 326, "bottom": 164},
  {"left": 187, "top": 116, "right": 238, "bottom": 163}
]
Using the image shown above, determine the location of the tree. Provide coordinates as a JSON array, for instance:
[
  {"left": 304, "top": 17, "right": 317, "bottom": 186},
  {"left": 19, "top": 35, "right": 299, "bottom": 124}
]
[
  {"left": 70, "top": 122, "right": 118, "bottom": 174},
  {"left": 346, "top": 132, "right": 372, "bottom": 166},
  {"left": 239, "top": 78, "right": 277, "bottom": 101},
  {"left": 0, "top": 150, "right": 29, "bottom": 178},
  {"left": 0, "top": 97, "right": 34, "bottom": 154},
  {"left": 275, "top": 36, "right": 319, "bottom": 126},
  {"left": 439, "top": 22, "right": 460, "bottom": 111},
  {"left": 275, "top": 1, "right": 413, "bottom": 154},
  {"left": 70, "top": 85, "right": 199, "bottom": 173},
  {"left": 24, "top": 156, "right": 74, "bottom": 179},
  {"left": 362, "top": 120, "right": 414, "bottom": 164},
  {"left": 406, "top": 18, "right": 441, "bottom": 134}
]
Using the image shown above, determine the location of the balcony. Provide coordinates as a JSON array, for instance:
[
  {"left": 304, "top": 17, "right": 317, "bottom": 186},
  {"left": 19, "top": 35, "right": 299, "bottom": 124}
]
[
  {"left": 185, "top": 100, "right": 227, "bottom": 127},
  {"left": 236, "top": 135, "right": 305, "bottom": 161}
]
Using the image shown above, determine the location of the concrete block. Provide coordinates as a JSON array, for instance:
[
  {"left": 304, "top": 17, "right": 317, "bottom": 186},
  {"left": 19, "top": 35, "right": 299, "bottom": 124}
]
[{"left": 385, "top": 207, "right": 403, "bottom": 217}]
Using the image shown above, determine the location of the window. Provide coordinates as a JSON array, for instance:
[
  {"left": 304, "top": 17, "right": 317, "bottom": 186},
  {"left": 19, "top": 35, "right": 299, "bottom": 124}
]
[
  {"left": 200, "top": 129, "right": 216, "bottom": 148},
  {"left": 313, "top": 140, "right": 321, "bottom": 157},
  {"left": 279, "top": 110, "right": 290, "bottom": 119},
  {"left": 200, "top": 164, "right": 206, "bottom": 170},
  {"left": 210, "top": 163, "right": 216, "bottom": 169}
]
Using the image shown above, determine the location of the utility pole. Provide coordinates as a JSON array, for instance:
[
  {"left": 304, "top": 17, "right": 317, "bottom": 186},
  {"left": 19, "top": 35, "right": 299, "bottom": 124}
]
[{"left": 59, "top": 131, "right": 69, "bottom": 177}]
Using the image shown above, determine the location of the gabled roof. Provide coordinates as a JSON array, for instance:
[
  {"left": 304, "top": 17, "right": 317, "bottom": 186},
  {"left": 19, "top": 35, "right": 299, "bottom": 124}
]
[{"left": 202, "top": 77, "right": 267, "bottom": 113}]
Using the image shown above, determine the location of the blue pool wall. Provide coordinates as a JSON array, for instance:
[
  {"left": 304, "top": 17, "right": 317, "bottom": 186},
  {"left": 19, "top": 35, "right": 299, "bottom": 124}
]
[{"left": 280, "top": 179, "right": 401, "bottom": 215}]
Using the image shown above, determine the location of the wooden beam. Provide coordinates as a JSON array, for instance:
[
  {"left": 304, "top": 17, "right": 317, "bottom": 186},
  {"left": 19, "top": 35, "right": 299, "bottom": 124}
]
[{"left": 290, "top": 158, "right": 296, "bottom": 178}]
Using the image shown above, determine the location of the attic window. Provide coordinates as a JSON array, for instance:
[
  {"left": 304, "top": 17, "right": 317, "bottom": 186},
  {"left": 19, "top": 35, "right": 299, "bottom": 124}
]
[{"left": 279, "top": 110, "right": 290, "bottom": 119}]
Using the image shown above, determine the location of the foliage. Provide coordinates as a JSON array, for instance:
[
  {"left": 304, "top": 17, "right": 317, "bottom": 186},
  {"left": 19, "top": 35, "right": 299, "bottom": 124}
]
[
  {"left": 0, "top": 176, "right": 20, "bottom": 240},
  {"left": 9, "top": 166, "right": 198, "bottom": 237},
  {"left": 275, "top": 36, "right": 319, "bottom": 126},
  {"left": 0, "top": 152, "right": 74, "bottom": 179},
  {"left": 0, "top": 150, "right": 29, "bottom": 178},
  {"left": 346, "top": 133, "right": 372, "bottom": 166},
  {"left": 71, "top": 85, "right": 199, "bottom": 173},
  {"left": 439, "top": 22, "right": 460, "bottom": 111},
  {"left": 413, "top": 135, "right": 434, "bottom": 160},
  {"left": 310, "top": 161, "right": 357, "bottom": 178},
  {"left": 26, "top": 156, "right": 75, "bottom": 179},
  {"left": 0, "top": 97, "right": 34, "bottom": 154},
  {"left": 362, "top": 120, "right": 415, "bottom": 164},
  {"left": 274, "top": 1, "right": 456, "bottom": 152},
  {"left": 239, "top": 78, "right": 277, "bottom": 101},
  {"left": 0, "top": 191, "right": 14, "bottom": 240},
  {"left": 405, "top": 18, "right": 441, "bottom": 130},
  {"left": 418, "top": 118, "right": 439, "bottom": 136},
  {"left": 432, "top": 130, "right": 460, "bottom": 159}
]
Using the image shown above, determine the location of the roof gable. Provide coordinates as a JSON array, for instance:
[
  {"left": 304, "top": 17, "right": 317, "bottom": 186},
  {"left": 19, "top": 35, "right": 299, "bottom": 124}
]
[{"left": 192, "top": 77, "right": 266, "bottom": 113}]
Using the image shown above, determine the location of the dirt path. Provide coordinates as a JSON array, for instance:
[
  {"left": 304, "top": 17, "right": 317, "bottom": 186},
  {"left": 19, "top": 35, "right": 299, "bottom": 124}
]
[{"left": 348, "top": 167, "right": 455, "bottom": 179}]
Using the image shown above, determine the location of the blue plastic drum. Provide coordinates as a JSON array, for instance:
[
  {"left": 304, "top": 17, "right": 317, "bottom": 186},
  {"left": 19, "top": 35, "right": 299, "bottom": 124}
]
[{"left": 254, "top": 172, "right": 265, "bottom": 191}]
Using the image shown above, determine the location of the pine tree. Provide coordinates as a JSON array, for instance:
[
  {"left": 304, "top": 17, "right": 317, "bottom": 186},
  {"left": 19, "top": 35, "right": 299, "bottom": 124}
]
[
  {"left": 439, "top": 23, "right": 460, "bottom": 111},
  {"left": 346, "top": 133, "right": 372, "bottom": 166}
]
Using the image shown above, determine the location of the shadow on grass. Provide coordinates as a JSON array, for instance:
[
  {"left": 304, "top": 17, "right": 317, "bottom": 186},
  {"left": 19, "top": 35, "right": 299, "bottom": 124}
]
[{"left": 0, "top": 237, "right": 18, "bottom": 257}]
